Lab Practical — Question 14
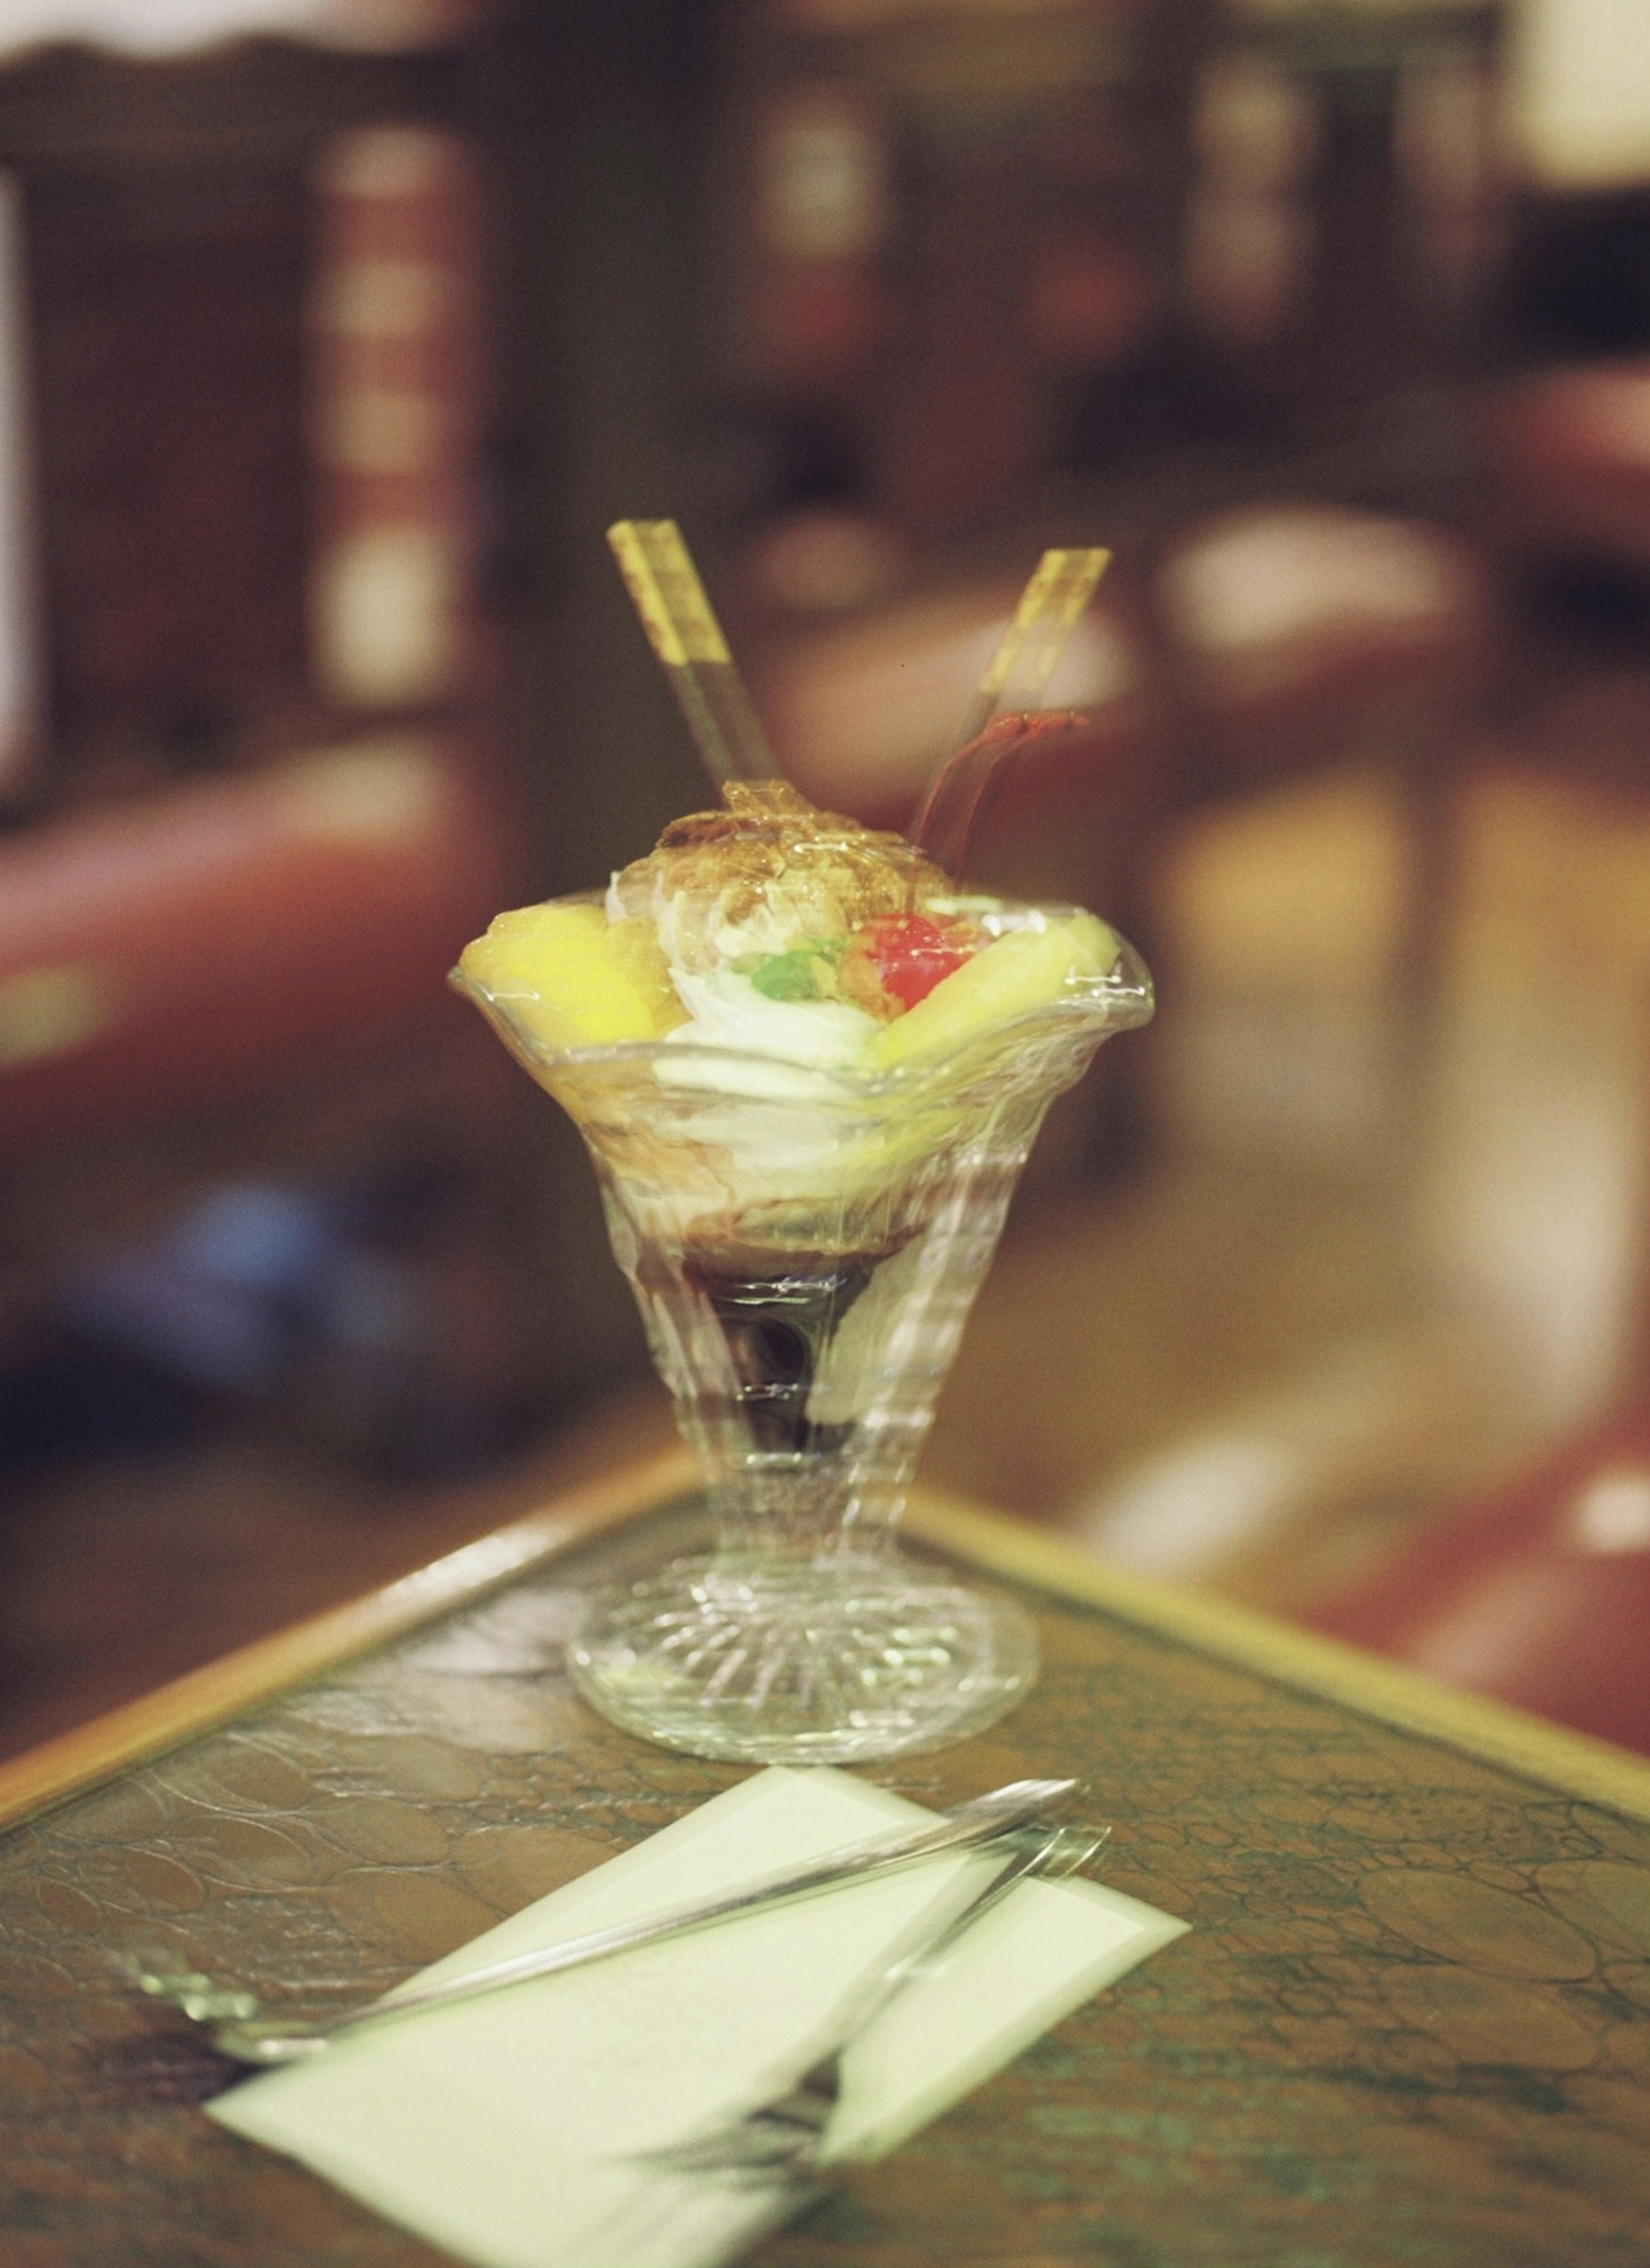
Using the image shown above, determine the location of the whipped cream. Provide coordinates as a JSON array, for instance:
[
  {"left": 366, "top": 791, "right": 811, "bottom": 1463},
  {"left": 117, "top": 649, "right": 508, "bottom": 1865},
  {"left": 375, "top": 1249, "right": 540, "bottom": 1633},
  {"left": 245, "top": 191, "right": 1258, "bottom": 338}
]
[
  {"left": 663, "top": 967, "right": 877, "bottom": 1070},
  {"left": 641, "top": 974, "right": 871, "bottom": 1182}
]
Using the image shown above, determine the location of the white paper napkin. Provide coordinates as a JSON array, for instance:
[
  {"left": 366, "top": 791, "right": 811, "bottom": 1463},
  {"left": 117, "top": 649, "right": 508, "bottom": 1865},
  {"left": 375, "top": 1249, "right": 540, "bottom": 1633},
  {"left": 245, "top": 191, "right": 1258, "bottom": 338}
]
[{"left": 210, "top": 1766, "right": 1187, "bottom": 2268}]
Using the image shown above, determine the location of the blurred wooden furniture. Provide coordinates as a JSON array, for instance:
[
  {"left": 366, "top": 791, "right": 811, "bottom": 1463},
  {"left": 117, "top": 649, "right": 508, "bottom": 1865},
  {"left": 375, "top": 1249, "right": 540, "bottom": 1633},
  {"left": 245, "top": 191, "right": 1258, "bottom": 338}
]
[
  {"left": 1289, "top": 370, "right": 1650, "bottom": 1758},
  {"left": 0, "top": 1452, "right": 1646, "bottom": 2266},
  {"left": 0, "top": 29, "right": 559, "bottom": 1416},
  {"left": 0, "top": 3, "right": 734, "bottom": 1345},
  {"left": 0, "top": 45, "right": 452, "bottom": 1120},
  {"left": 0, "top": 28, "right": 513, "bottom": 1127}
]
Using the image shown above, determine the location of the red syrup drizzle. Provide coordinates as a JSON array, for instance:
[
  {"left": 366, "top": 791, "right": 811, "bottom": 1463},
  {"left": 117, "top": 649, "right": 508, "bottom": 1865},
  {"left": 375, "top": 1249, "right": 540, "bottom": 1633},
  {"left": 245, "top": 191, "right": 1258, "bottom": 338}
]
[{"left": 906, "top": 709, "right": 1087, "bottom": 904}]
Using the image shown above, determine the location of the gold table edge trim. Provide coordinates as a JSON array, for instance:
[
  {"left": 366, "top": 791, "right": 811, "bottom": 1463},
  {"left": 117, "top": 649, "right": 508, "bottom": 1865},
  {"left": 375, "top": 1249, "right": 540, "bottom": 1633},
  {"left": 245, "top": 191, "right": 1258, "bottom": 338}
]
[
  {"left": 905, "top": 1487, "right": 1650, "bottom": 1824},
  {"left": 0, "top": 1449, "right": 1647, "bottom": 1833}
]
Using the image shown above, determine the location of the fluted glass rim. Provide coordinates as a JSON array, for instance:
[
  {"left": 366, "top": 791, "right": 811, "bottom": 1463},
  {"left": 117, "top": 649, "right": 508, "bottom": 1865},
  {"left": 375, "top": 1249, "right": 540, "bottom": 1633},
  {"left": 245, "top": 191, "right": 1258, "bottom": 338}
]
[{"left": 450, "top": 893, "right": 1153, "bottom": 1105}]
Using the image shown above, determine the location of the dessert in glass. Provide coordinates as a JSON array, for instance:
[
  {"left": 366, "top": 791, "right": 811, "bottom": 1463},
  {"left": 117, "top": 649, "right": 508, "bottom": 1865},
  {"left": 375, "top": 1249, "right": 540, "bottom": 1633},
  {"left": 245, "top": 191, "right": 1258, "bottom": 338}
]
[{"left": 453, "top": 769, "right": 1152, "bottom": 1764}]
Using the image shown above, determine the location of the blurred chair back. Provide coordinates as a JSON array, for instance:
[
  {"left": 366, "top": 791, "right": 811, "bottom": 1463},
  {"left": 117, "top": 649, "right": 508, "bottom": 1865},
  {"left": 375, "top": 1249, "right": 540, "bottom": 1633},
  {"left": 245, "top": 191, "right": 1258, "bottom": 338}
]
[{"left": 0, "top": 27, "right": 514, "bottom": 1174}]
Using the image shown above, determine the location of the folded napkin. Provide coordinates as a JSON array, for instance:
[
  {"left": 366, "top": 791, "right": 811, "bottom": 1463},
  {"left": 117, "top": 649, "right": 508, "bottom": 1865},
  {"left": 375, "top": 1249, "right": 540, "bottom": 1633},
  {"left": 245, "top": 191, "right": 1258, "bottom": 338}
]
[{"left": 210, "top": 1766, "right": 1187, "bottom": 2268}]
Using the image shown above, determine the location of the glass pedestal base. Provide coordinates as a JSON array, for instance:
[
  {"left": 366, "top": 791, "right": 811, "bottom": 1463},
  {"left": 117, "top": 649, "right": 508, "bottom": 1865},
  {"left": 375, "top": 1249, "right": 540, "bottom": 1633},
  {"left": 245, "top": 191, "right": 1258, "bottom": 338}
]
[{"left": 565, "top": 1549, "right": 1039, "bottom": 1764}]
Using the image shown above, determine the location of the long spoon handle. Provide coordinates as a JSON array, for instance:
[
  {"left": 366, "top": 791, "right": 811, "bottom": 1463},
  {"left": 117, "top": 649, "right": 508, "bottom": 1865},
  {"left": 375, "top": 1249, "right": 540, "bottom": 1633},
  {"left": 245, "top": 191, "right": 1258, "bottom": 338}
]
[
  {"left": 608, "top": 519, "right": 778, "bottom": 785},
  {"left": 954, "top": 546, "right": 1111, "bottom": 752}
]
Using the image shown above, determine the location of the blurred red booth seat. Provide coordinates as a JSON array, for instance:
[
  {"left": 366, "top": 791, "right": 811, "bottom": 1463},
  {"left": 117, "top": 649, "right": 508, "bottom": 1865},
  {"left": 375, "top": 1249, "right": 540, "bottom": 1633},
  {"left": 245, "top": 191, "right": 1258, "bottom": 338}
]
[
  {"left": 1491, "top": 359, "right": 1650, "bottom": 571},
  {"left": 0, "top": 732, "right": 508, "bottom": 1145},
  {"left": 1304, "top": 1412, "right": 1650, "bottom": 1758}
]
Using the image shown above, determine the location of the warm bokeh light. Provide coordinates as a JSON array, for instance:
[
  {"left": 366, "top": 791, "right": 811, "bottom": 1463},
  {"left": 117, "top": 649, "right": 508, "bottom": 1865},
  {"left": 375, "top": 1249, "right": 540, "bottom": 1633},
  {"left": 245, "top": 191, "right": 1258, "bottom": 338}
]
[{"left": 0, "top": 0, "right": 477, "bottom": 58}]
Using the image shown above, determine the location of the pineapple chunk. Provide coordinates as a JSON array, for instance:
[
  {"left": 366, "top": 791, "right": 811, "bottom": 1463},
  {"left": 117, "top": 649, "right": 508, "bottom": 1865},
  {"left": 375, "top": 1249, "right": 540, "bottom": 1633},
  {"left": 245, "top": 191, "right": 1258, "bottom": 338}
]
[
  {"left": 457, "top": 903, "right": 683, "bottom": 1049},
  {"left": 864, "top": 912, "right": 1117, "bottom": 1068}
]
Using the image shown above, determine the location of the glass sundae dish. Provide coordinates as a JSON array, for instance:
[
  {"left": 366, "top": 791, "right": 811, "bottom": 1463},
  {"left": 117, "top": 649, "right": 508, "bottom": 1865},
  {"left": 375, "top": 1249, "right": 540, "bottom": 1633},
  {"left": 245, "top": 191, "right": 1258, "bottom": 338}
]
[{"left": 453, "top": 772, "right": 1152, "bottom": 1763}]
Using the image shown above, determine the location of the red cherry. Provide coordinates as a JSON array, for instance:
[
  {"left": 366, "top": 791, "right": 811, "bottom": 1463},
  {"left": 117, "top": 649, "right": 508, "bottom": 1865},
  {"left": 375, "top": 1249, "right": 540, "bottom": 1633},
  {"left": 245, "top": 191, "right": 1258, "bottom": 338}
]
[{"left": 856, "top": 915, "right": 972, "bottom": 1009}]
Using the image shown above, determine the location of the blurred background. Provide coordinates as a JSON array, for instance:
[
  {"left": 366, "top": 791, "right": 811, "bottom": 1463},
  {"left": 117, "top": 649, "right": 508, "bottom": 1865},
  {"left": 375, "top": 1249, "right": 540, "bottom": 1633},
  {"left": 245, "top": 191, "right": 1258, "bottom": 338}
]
[{"left": 0, "top": 0, "right": 1647, "bottom": 1760}]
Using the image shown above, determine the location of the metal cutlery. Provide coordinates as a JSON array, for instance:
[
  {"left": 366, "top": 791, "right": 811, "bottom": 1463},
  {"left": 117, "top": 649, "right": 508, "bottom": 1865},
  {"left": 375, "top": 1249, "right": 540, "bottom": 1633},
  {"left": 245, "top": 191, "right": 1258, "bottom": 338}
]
[
  {"left": 651, "top": 1820, "right": 1111, "bottom": 2179},
  {"left": 569, "top": 1821, "right": 1111, "bottom": 2268},
  {"left": 124, "top": 1774, "right": 1079, "bottom": 2064}
]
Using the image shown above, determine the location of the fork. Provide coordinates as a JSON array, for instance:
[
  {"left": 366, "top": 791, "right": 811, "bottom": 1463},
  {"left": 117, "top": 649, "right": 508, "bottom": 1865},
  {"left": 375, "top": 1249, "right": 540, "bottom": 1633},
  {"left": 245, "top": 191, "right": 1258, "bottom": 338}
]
[
  {"left": 557, "top": 1822, "right": 1109, "bottom": 2268},
  {"left": 651, "top": 1819, "right": 1110, "bottom": 2181},
  {"left": 120, "top": 1776, "right": 1079, "bottom": 2064}
]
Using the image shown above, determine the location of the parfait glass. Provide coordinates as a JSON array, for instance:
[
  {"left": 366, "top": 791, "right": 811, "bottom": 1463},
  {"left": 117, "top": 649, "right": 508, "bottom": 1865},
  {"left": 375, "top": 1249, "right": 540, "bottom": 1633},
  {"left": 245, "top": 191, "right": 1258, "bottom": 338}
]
[{"left": 456, "top": 901, "right": 1151, "bottom": 1763}]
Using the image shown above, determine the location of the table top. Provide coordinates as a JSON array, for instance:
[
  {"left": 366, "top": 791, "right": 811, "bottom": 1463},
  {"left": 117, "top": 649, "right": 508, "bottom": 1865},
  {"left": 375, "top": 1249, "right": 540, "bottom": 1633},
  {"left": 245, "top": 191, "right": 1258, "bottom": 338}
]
[{"left": 1, "top": 1450, "right": 1647, "bottom": 2268}]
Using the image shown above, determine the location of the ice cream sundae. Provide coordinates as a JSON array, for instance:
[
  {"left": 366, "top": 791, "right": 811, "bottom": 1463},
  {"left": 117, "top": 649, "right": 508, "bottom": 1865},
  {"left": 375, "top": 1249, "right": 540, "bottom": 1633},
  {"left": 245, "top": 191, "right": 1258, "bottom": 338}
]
[
  {"left": 453, "top": 763, "right": 1149, "bottom": 1763},
  {"left": 459, "top": 781, "right": 1132, "bottom": 1422}
]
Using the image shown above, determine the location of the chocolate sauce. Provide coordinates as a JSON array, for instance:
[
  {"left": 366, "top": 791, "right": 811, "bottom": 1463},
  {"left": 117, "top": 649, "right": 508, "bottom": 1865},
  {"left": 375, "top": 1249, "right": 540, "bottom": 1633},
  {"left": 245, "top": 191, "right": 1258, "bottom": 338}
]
[{"left": 679, "top": 1245, "right": 892, "bottom": 1453}]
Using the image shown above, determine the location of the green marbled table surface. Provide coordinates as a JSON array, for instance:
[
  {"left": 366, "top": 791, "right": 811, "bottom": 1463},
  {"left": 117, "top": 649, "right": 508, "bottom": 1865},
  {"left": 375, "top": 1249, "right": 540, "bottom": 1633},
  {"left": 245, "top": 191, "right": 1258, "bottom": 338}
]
[{"left": 1, "top": 1486, "right": 1647, "bottom": 2268}]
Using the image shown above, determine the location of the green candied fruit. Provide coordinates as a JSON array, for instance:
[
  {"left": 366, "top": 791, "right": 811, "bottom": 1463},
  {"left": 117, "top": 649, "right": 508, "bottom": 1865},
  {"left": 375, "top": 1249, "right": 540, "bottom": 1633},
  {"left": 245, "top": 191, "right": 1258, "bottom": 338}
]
[
  {"left": 748, "top": 938, "right": 848, "bottom": 1001},
  {"left": 751, "top": 950, "right": 825, "bottom": 1001}
]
